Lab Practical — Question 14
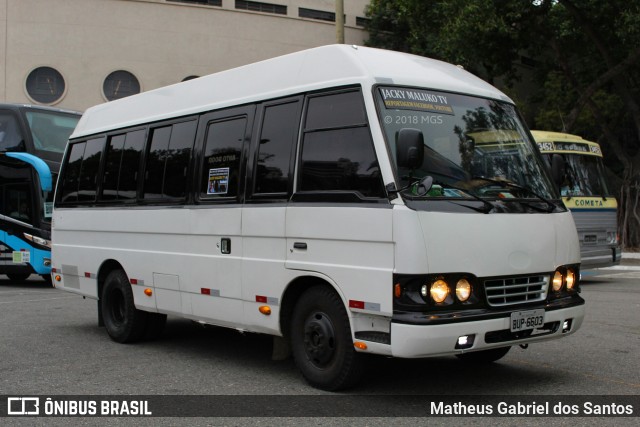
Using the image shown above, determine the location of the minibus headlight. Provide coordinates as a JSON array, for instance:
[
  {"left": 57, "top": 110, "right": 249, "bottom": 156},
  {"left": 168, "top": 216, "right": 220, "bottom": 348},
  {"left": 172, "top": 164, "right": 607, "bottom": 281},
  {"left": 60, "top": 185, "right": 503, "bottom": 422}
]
[
  {"left": 565, "top": 269, "right": 576, "bottom": 290},
  {"left": 552, "top": 270, "right": 564, "bottom": 292},
  {"left": 455, "top": 278, "right": 471, "bottom": 302},
  {"left": 429, "top": 279, "right": 450, "bottom": 303}
]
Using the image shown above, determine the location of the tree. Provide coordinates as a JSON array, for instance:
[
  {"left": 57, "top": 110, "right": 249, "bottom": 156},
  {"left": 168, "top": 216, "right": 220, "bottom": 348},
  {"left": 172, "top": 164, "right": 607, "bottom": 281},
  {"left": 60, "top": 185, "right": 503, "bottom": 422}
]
[{"left": 365, "top": 0, "right": 640, "bottom": 249}]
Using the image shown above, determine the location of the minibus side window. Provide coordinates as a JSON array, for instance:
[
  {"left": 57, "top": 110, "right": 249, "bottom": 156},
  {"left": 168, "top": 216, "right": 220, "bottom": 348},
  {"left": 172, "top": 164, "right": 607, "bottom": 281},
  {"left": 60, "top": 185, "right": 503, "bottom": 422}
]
[
  {"left": 201, "top": 117, "right": 248, "bottom": 199},
  {"left": 299, "top": 90, "right": 384, "bottom": 199},
  {"left": 253, "top": 100, "right": 301, "bottom": 196},
  {"left": 77, "top": 138, "right": 105, "bottom": 202},
  {"left": 143, "top": 120, "right": 196, "bottom": 201}
]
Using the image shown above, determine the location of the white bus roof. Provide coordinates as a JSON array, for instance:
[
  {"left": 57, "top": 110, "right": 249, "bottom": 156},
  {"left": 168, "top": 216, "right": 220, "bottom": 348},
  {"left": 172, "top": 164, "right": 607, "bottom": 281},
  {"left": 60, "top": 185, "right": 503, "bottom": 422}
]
[{"left": 72, "top": 44, "right": 513, "bottom": 138}]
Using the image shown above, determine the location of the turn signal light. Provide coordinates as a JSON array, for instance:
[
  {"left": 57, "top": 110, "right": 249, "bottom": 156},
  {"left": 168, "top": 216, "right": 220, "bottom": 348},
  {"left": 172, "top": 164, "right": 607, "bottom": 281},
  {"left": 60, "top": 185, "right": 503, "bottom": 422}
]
[
  {"left": 354, "top": 341, "right": 368, "bottom": 350},
  {"left": 144, "top": 288, "right": 153, "bottom": 297},
  {"left": 259, "top": 305, "right": 271, "bottom": 315}
]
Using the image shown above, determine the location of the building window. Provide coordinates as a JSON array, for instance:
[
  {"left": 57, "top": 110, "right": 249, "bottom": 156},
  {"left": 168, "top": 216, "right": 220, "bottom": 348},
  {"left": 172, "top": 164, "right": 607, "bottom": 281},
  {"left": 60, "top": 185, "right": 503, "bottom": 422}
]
[
  {"left": 356, "top": 17, "right": 370, "bottom": 27},
  {"left": 25, "top": 67, "right": 66, "bottom": 105},
  {"left": 299, "top": 8, "right": 336, "bottom": 22},
  {"left": 167, "top": 0, "right": 222, "bottom": 6},
  {"left": 103, "top": 70, "right": 141, "bottom": 101},
  {"left": 235, "top": 1, "right": 286, "bottom": 15}
]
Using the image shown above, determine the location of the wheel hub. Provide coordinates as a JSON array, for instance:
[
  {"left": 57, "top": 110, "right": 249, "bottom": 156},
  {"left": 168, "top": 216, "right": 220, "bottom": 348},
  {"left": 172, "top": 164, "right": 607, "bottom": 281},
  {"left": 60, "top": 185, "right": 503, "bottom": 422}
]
[{"left": 303, "top": 312, "right": 335, "bottom": 366}]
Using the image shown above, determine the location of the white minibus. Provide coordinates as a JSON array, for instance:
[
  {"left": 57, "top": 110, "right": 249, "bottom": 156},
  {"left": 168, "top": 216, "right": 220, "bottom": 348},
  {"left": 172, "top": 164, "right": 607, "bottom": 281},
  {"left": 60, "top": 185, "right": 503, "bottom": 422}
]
[{"left": 52, "top": 45, "right": 584, "bottom": 390}]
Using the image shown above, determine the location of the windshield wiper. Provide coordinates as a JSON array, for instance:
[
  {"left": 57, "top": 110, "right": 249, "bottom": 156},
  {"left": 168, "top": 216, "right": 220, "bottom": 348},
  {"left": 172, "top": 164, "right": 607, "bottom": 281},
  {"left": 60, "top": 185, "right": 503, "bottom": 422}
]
[
  {"left": 471, "top": 176, "right": 557, "bottom": 213},
  {"left": 397, "top": 175, "right": 493, "bottom": 213}
]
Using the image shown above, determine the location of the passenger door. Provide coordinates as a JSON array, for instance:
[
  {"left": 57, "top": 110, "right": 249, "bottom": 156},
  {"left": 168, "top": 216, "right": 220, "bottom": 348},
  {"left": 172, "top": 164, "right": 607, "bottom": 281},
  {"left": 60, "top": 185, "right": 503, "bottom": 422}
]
[
  {"left": 188, "top": 106, "right": 254, "bottom": 327},
  {"left": 242, "top": 97, "right": 302, "bottom": 332}
]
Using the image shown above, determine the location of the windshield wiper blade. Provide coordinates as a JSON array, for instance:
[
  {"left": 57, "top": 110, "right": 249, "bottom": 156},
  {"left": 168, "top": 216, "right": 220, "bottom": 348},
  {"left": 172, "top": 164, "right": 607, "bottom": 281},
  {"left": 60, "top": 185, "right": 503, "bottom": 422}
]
[
  {"left": 400, "top": 176, "right": 493, "bottom": 213},
  {"left": 471, "top": 176, "right": 556, "bottom": 213}
]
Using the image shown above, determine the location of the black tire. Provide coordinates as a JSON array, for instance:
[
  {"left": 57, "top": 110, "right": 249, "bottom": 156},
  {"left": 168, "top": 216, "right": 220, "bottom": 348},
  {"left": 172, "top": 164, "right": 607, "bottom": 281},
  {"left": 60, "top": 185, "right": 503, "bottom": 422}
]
[
  {"left": 7, "top": 272, "right": 30, "bottom": 282},
  {"left": 41, "top": 274, "right": 53, "bottom": 286},
  {"left": 101, "top": 269, "right": 147, "bottom": 343},
  {"left": 456, "top": 346, "right": 511, "bottom": 364},
  {"left": 290, "top": 285, "right": 364, "bottom": 391},
  {"left": 144, "top": 312, "right": 167, "bottom": 340}
]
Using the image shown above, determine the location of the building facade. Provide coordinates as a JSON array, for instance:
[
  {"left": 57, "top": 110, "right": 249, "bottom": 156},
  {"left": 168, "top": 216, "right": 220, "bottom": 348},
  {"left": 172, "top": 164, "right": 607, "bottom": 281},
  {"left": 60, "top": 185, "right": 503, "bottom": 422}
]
[{"left": 0, "top": 0, "right": 369, "bottom": 112}]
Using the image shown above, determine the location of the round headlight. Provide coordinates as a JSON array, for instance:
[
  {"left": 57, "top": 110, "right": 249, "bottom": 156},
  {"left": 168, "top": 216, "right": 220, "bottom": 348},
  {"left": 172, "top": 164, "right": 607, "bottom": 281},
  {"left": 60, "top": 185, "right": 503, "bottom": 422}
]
[
  {"left": 455, "top": 278, "right": 472, "bottom": 302},
  {"left": 552, "top": 270, "right": 564, "bottom": 292},
  {"left": 566, "top": 269, "right": 576, "bottom": 290},
  {"left": 430, "top": 279, "right": 450, "bottom": 303}
]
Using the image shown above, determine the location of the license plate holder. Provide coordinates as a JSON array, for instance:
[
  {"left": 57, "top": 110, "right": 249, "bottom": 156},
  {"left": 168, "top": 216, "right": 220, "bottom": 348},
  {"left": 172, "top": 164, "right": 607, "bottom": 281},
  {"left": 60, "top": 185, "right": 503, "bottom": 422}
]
[{"left": 510, "top": 309, "right": 545, "bottom": 332}]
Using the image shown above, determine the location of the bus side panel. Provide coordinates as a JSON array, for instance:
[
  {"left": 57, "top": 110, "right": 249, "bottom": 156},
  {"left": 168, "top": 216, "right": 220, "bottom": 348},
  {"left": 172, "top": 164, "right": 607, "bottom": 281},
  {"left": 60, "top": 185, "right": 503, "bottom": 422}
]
[
  {"left": 241, "top": 206, "right": 287, "bottom": 334},
  {"left": 284, "top": 205, "right": 394, "bottom": 321}
]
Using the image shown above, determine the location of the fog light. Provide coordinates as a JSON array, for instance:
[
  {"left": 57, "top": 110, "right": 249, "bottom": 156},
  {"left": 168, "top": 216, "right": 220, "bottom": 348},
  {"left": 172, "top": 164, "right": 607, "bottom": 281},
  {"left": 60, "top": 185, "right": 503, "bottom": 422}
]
[
  {"left": 430, "top": 279, "right": 450, "bottom": 303},
  {"left": 455, "top": 278, "right": 471, "bottom": 302},
  {"left": 562, "top": 319, "right": 572, "bottom": 333},
  {"left": 455, "top": 334, "right": 475, "bottom": 349},
  {"left": 552, "top": 271, "right": 563, "bottom": 292}
]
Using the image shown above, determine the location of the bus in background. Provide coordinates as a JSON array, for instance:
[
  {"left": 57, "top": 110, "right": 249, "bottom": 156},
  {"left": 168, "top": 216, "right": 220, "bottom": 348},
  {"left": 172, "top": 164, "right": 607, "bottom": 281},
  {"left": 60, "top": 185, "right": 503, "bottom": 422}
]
[
  {"left": 52, "top": 45, "right": 584, "bottom": 390},
  {"left": 0, "top": 104, "right": 81, "bottom": 282},
  {"left": 532, "top": 130, "right": 621, "bottom": 269}
]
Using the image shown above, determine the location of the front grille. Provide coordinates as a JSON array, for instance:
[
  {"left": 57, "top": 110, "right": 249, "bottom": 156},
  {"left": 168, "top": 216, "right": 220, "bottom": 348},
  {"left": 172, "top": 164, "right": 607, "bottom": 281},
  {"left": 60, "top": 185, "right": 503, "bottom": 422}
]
[{"left": 484, "top": 275, "right": 549, "bottom": 307}]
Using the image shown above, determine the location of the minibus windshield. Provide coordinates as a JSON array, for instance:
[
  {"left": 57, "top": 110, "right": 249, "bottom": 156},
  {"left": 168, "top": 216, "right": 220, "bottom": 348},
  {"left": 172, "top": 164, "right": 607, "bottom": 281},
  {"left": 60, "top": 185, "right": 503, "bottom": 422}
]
[{"left": 376, "top": 86, "right": 557, "bottom": 201}]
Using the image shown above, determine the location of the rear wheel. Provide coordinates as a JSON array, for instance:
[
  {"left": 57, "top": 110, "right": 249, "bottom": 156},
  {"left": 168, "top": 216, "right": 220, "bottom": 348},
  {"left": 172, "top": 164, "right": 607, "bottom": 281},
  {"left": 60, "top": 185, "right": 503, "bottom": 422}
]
[
  {"left": 456, "top": 346, "right": 511, "bottom": 364},
  {"left": 101, "top": 269, "right": 147, "bottom": 343},
  {"left": 290, "top": 286, "right": 364, "bottom": 391}
]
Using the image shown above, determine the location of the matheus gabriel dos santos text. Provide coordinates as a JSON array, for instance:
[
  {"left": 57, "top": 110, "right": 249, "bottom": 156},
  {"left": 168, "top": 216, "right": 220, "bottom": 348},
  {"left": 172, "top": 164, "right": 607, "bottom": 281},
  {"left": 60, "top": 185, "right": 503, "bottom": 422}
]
[{"left": 431, "top": 400, "right": 634, "bottom": 416}]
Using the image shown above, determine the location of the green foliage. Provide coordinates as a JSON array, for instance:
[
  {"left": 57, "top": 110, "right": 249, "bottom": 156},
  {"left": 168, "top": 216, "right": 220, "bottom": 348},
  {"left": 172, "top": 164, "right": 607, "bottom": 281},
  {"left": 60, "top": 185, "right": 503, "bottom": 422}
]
[{"left": 365, "top": 0, "right": 640, "bottom": 247}]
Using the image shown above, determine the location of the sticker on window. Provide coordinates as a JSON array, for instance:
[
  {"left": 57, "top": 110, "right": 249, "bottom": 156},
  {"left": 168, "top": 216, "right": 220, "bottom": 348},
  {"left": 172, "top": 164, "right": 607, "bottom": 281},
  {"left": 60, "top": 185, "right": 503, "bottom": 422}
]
[
  {"left": 379, "top": 87, "right": 454, "bottom": 115},
  {"left": 207, "top": 168, "right": 230, "bottom": 195}
]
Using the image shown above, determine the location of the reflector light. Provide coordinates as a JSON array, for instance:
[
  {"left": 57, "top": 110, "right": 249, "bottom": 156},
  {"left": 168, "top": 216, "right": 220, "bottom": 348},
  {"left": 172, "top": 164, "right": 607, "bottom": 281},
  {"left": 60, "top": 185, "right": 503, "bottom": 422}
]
[
  {"left": 144, "top": 288, "right": 153, "bottom": 297},
  {"left": 394, "top": 283, "right": 401, "bottom": 298},
  {"left": 55, "top": 275, "right": 61, "bottom": 282}
]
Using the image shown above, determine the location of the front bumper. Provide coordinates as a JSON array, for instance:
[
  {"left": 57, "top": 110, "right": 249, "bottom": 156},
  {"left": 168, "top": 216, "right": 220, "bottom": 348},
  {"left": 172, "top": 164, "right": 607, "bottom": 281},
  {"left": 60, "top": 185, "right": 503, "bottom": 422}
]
[{"left": 389, "top": 301, "right": 585, "bottom": 358}]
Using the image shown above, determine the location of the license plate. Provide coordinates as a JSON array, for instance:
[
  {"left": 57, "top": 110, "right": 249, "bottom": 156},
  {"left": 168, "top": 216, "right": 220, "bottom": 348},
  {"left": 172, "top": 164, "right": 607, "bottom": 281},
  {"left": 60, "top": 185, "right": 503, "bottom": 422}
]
[{"left": 510, "top": 309, "right": 545, "bottom": 332}]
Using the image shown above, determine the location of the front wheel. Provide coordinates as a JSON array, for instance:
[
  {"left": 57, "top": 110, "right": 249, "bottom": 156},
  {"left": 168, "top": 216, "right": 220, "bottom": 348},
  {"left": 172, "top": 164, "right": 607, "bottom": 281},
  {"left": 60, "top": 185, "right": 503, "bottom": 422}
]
[
  {"left": 456, "top": 346, "right": 511, "bottom": 364},
  {"left": 290, "top": 286, "right": 364, "bottom": 391},
  {"left": 101, "top": 269, "right": 147, "bottom": 343}
]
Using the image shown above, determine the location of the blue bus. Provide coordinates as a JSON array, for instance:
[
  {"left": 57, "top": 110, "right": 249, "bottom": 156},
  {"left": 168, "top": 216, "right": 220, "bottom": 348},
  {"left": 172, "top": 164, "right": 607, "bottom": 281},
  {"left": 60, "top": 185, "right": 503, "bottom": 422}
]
[{"left": 0, "top": 104, "right": 81, "bottom": 282}]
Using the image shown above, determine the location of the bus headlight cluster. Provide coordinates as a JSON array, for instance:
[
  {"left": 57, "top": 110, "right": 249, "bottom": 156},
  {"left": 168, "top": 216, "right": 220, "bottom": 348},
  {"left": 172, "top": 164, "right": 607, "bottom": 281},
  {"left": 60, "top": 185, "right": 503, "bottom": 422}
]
[
  {"left": 23, "top": 233, "right": 51, "bottom": 249},
  {"left": 421, "top": 277, "right": 474, "bottom": 304},
  {"left": 551, "top": 267, "right": 578, "bottom": 293}
]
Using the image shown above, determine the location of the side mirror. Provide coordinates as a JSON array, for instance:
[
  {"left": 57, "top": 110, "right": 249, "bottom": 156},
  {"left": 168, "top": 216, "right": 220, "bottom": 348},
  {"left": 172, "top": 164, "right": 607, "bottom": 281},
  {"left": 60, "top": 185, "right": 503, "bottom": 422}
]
[
  {"left": 396, "top": 128, "right": 424, "bottom": 170},
  {"left": 550, "top": 153, "right": 565, "bottom": 187}
]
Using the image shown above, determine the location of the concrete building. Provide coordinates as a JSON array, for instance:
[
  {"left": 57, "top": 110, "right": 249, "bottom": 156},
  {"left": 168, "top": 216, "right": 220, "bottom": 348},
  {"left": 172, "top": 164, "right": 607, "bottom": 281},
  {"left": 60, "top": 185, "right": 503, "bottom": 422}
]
[{"left": 0, "top": 0, "right": 369, "bottom": 112}]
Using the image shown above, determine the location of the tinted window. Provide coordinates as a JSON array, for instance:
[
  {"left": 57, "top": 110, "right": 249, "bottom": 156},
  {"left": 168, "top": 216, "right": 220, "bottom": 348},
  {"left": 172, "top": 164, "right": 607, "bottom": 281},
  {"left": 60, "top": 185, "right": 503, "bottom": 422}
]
[
  {"left": 163, "top": 121, "right": 196, "bottom": 199},
  {"left": 59, "top": 142, "right": 86, "bottom": 203},
  {"left": 201, "top": 117, "right": 247, "bottom": 198},
  {"left": 0, "top": 112, "right": 25, "bottom": 152},
  {"left": 299, "top": 90, "right": 384, "bottom": 198},
  {"left": 143, "top": 120, "right": 196, "bottom": 201},
  {"left": 77, "top": 138, "right": 104, "bottom": 202},
  {"left": 304, "top": 91, "right": 367, "bottom": 130},
  {"left": 101, "top": 134, "right": 126, "bottom": 201},
  {"left": 119, "top": 130, "right": 145, "bottom": 200},
  {"left": 254, "top": 101, "right": 300, "bottom": 195}
]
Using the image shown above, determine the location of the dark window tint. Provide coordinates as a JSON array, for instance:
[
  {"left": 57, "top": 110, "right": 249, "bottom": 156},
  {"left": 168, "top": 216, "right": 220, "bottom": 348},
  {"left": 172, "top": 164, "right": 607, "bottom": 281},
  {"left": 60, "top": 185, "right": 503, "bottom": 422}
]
[
  {"left": 143, "top": 121, "right": 196, "bottom": 200},
  {"left": 254, "top": 101, "right": 300, "bottom": 195},
  {"left": 77, "top": 138, "right": 104, "bottom": 202},
  {"left": 299, "top": 90, "right": 384, "bottom": 198},
  {"left": 305, "top": 91, "right": 367, "bottom": 130},
  {"left": 163, "top": 121, "right": 196, "bottom": 199},
  {"left": 0, "top": 112, "right": 25, "bottom": 152},
  {"left": 201, "top": 117, "right": 247, "bottom": 198},
  {"left": 102, "top": 134, "right": 126, "bottom": 201},
  {"left": 59, "top": 142, "right": 86, "bottom": 203},
  {"left": 118, "top": 130, "right": 145, "bottom": 200},
  {"left": 2, "top": 184, "right": 33, "bottom": 224}
]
